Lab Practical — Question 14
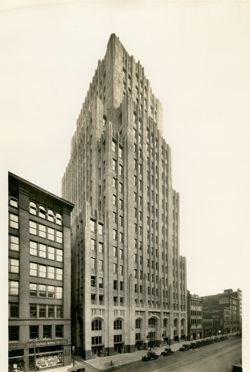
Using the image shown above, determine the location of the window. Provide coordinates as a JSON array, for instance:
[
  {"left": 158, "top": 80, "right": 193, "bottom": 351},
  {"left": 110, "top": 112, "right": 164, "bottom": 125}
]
[
  {"left": 30, "top": 304, "right": 37, "bottom": 318},
  {"left": 119, "top": 182, "right": 123, "bottom": 193},
  {"left": 29, "top": 202, "right": 37, "bottom": 215},
  {"left": 91, "top": 239, "right": 95, "bottom": 251},
  {"left": 55, "top": 287, "right": 62, "bottom": 299},
  {"left": 113, "top": 177, "right": 117, "bottom": 188},
  {"left": 48, "top": 246, "right": 55, "bottom": 260},
  {"left": 92, "top": 319, "right": 102, "bottom": 331},
  {"left": 30, "top": 325, "right": 39, "bottom": 339},
  {"left": 113, "top": 296, "right": 118, "bottom": 305},
  {"left": 119, "top": 199, "right": 123, "bottom": 210},
  {"left": 91, "top": 276, "right": 96, "bottom": 287},
  {"left": 119, "top": 146, "right": 123, "bottom": 158},
  {"left": 38, "top": 224, "right": 46, "bottom": 238},
  {"left": 113, "top": 195, "right": 117, "bottom": 206},
  {"left": 56, "top": 249, "right": 63, "bottom": 262},
  {"left": 119, "top": 164, "right": 123, "bottom": 176},
  {"left": 56, "top": 213, "right": 62, "bottom": 225},
  {"left": 39, "top": 305, "right": 46, "bottom": 318},
  {"left": 112, "top": 139, "right": 116, "bottom": 152},
  {"left": 91, "top": 258, "right": 96, "bottom": 270},
  {"left": 99, "top": 277, "right": 103, "bottom": 288},
  {"left": 39, "top": 206, "right": 46, "bottom": 219},
  {"left": 90, "top": 219, "right": 95, "bottom": 232},
  {"left": 135, "top": 319, "right": 141, "bottom": 328},
  {"left": 91, "top": 294, "right": 96, "bottom": 304},
  {"left": 43, "top": 325, "right": 52, "bottom": 338},
  {"left": 119, "top": 265, "right": 123, "bottom": 275},
  {"left": 113, "top": 229, "right": 117, "bottom": 240},
  {"left": 48, "top": 266, "right": 55, "bottom": 279},
  {"left": 29, "top": 221, "right": 37, "bottom": 235},
  {"left": 99, "top": 260, "right": 103, "bottom": 272},
  {"left": 92, "top": 336, "right": 102, "bottom": 345},
  {"left": 9, "top": 213, "right": 19, "bottom": 229},
  {"left": 9, "top": 258, "right": 19, "bottom": 273},
  {"left": 48, "top": 227, "right": 55, "bottom": 241},
  {"left": 9, "top": 326, "right": 19, "bottom": 341},
  {"left": 39, "top": 265, "right": 46, "bottom": 278},
  {"left": 9, "top": 235, "right": 19, "bottom": 251},
  {"left": 48, "top": 305, "right": 55, "bottom": 318},
  {"left": 29, "top": 241, "right": 37, "bottom": 256},
  {"left": 119, "top": 232, "right": 123, "bottom": 243},
  {"left": 38, "top": 285, "right": 46, "bottom": 297},
  {"left": 114, "top": 319, "right": 122, "bottom": 330},
  {"left": 56, "top": 325, "right": 63, "bottom": 338},
  {"left": 10, "top": 303, "right": 19, "bottom": 318},
  {"left": 56, "top": 268, "right": 63, "bottom": 281},
  {"left": 114, "top": 335, "right": 122, "bottom": 343},
  {"left": 113, "top": 280, "right": 117, "bottom": 290},
  {"left": 48, "top": 286, "right": 55, "bottom": 298},
  {"left": 112, "top": 159, "right": 117, "bottom": 171},
  {"left": 113, "top": 263, "right": 117, "bottom": 273},
  {"left": 29, "top": 283, "right": 37, "bottom": 297},
  {"left": 119, "top": 215, "right": 124, "bottom": 226},
  {"left": 39, "top": 244, "right": 46, "bottom": 258},
  {"left": 48, "top": 210, "right": 54, "bottom": 222},
  {"left": 9, "top": 196, "right": 18, "bottom": 208},
  {"left": 98, "top": 223, "right": 103, "bottom": 235},
  {"left": 30, "top": 263, "right": 37, "bottom": 276},
  {"left": 56, "top": 230, "right": 63, "bottom": 243},
  {"left": 119, "top": 249, "right": 123, "bottom": 259},
  {"left": 56, "top": 306, "right": 63, "bottom": 318}
]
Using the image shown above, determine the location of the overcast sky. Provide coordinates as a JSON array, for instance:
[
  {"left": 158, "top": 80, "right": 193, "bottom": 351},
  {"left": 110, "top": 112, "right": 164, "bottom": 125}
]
[{"left": 1, "top": 0, "right": 250, "bottom": 365}]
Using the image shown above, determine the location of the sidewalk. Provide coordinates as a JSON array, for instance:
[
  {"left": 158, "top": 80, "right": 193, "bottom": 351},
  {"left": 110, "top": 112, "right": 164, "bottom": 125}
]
[{"left": 83, "top": 341, "right": 184, "bottom": 371}]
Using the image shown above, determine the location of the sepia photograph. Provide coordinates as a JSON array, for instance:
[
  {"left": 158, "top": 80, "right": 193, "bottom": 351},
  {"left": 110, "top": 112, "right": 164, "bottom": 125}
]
[{"left": 1, "top": 1, "right": 249, "bottom": 371}]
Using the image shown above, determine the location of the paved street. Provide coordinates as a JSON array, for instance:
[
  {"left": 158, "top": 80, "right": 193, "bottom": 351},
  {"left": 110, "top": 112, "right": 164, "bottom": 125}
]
[{"left": 117, "top": 337, "right": 241, "bottom": 372}]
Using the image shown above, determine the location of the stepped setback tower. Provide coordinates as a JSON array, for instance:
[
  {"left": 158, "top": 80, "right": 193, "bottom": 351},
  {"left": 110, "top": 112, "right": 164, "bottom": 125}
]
[{"left": 62, "top": 34, "right": 187, "bottom": 359}]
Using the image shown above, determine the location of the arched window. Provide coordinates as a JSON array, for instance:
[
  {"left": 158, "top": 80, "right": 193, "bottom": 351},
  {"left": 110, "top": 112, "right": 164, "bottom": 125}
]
[
  {"left": 29, "top": 202, "right": 37, "bottom": 215},
  {"left": 56, "top": 213, "right": 62, "bottom": 226},
  {"left": 39, "top": 206, "right": 46, "bottom": 219},
  {"left": 148, "top": 318, "right": 157, "bottom": 328},
  {"left": 114, "top": 319, "right": 122, "bottom": 330},
  {"left": 135, "top": 319, "right": 141, "bottom": 329},
  {"left": 48, "top": 210, "right": 55, "bottom": 223},
  {"left": 163, "top": 318, "right": 168, "bottom": 328},
  {"left": 92, "top": 319, "right": 102, "bottom": 331}
]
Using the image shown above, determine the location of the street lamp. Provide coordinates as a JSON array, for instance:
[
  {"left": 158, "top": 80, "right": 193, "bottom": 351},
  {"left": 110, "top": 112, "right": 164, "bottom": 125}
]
[{"left": 72, "top": 345, "right": 75, "bottom": 367}]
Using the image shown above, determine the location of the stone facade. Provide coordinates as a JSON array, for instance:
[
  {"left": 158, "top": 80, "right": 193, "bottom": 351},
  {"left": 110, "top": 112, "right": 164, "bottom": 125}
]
[
  {"left": 8, "top": 172, "right": 73, "bottom": 372},
  {"left": 62, "top": 34, "right": 187, "bottom": 359},
  {"left": 202, "top": 289, "right": 241, "bottom": 337},
  {"left": 187, "top": 291, "right": 203, "bottom": 340}
]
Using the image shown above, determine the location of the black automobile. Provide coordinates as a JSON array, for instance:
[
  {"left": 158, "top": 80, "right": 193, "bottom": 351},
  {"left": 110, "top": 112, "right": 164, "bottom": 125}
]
[
  {"left": 179, "top": 344, "right": 190, "bottom": 351},
  {"left": 161, "top": 348, "right": 174, "bottom": 356},
  {"left": 142, "top": 351, "right": 159, "bottom": 361}
]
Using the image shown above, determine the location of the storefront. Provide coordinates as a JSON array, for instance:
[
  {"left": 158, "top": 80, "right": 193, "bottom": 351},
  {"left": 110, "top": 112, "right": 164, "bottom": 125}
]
[{"left": 28, "top": 345, "right": 64, "bottom": 370}]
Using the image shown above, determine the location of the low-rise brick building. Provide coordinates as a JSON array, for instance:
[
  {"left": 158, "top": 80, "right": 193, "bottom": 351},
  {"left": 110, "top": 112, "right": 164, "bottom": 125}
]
[{"left": 187, "top": 292, "right": 203, "bottom": 340}]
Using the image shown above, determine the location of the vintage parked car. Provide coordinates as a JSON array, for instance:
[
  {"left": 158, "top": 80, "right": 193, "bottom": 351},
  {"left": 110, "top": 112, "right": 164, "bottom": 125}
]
[
  {"left": 179, "top": 344, "right": 190, "bottom": 351},
  {"left": 161, "top": 348, "right": 174, "bottom": 356},
  {"left": 142, "top": 351, "right": 159, "bottom": 361}
]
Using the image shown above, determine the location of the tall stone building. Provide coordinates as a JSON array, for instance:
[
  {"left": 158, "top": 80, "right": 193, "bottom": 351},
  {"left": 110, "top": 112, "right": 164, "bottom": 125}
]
[
  {"left": 8, "top": 172, "right": 73, "bottom": 371},
  {"left": 62, "top": 34, "right": 187, "bottom": 359}
]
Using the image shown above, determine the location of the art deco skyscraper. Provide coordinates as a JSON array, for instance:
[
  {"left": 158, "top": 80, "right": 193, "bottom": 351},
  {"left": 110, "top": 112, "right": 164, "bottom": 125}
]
[{"left": 62, "top": 34, "right": 187, "bottom": 359}]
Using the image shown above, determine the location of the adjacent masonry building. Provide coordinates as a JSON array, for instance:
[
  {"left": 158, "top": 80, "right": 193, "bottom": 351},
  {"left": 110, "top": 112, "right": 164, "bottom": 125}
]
[
  {"left": 8, "top": 172, "right": 73, "bottom": 371},
  {"left": 187, "top": 292, "right": 203, "bottom": 341},
  {"left": 62, "top": 34, "right": 187, "bottom": 359}
]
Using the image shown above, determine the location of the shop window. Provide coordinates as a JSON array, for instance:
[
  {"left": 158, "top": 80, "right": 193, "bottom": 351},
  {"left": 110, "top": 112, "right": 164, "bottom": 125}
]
[
  {"left": 56, "top": 325, "right": 63, "bottom": 338},
  {"left": 9, "top": 213, "right": 19, "bottom": 229},
  {"left": 43, "top": 325, "right": 52, "bottom": 338},
  {"left": 29, "top": 325, "right": 39, "bottom": 339},
  {"left": 10, "top": 303, "right": 19, "bottom": 318},
  {"left": 30, "top": 304, "right": 37, "bottom": 318},
  {"left": 9, "top": 235, "right": 19, "bottom": 251},
  {"left": 9, "top": 326, "right": 19, "bottom": 341},
  {"left": 9, "top": 258, "right": 19, "bottom": 273},
  {"left": 29, "top": 202, "right": 37, "bottom": 215}
]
